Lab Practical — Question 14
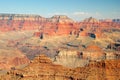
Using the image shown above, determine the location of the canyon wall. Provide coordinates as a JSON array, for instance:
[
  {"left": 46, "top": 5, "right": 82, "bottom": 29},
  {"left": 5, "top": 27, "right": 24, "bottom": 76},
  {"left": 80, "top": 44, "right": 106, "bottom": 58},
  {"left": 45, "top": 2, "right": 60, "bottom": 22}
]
[
  {"left": 0, "top": 14, "right": 120, "bottom": 38},
  {"left": 0, "top": 13, "right": 119, "bottom": 70}
]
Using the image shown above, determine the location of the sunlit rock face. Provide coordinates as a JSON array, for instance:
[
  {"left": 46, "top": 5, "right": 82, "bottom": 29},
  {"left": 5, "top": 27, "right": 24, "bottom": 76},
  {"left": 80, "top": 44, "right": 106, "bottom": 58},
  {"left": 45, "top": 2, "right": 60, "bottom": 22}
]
[
  {"left": 48, "top": 15, "right": 74, "bottom": 23},
  {"left": 0, "top": 13, "right": 119, "bottom": 39},
  {"left": 53, "top": 45, "right": 105, "bottom": 68},
  {"left": 83, "top": 17, "right": 100, "bottom": 23},
  {"left": 0, "top": 14, "right": 46, "bottom": 31},
  {"left": 53, "top": 49, "right": 89, "bottom": 67},
  {"left": 0, "top": 54, "right": 120, "bottom": 80},
  {"left": 83, "top": 45, "right": 106, "bottom": 60},
  {"left": 0, "top": 14, "right": 77, "bottom": 38},
  {"left": 105, "top": 52, "right": 117, "bottom": 60},
  {"left": 0, "top": 49, "right": 29, "bottom": 70}
]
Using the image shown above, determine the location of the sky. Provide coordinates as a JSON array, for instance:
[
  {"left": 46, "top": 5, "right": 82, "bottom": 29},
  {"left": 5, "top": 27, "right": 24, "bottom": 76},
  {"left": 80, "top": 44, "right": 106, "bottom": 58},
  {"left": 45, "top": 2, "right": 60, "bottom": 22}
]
[{"left": 0, "top": 0, "right": 120, "bottom": 21}]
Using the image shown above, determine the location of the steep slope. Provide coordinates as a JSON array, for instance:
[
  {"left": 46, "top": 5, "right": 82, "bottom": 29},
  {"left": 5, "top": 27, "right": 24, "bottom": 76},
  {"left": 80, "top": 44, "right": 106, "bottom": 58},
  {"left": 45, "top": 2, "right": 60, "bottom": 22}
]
[
  {"left": 0, "top": 54, "right": 120, "bottom": 80},
  {"left": 0, "top": 14, "right": 46, "bottom": 31},
  {"left": 83, "top": 17, "right": 99, "bottom": 23},
  {"left": 0, "top": 49, "right": 29, "bottom": 70},
  {"left": 48, "top": 15, "right": 74, "bottom": 23}
]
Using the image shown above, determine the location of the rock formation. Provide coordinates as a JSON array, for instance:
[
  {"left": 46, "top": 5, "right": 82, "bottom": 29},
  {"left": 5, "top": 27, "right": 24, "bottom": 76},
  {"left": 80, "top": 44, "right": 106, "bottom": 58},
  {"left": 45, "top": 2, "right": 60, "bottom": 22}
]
[
  {"left": 83, "top": 17, "right": 99, "bottom": 23},
  {"left": 48, "top": 15, "right": 74, "bottom": 23},
  {"left": 54, "top": 49, "right": 89, "bottom": 67},
  {"left": 0, "top": 54, "right": 119, "bottom": 80},
  {"left": 83, "top": 45, "right": 106, "bottom": 60},
  {"left": 0, "top": 49, "right": 29, "bottom": 70},
  {"left": 0, "top": 13, "right": 119, "bottom": 80},
  {"left": 0, "top": 13, "right": 119, "bottom": 39}
]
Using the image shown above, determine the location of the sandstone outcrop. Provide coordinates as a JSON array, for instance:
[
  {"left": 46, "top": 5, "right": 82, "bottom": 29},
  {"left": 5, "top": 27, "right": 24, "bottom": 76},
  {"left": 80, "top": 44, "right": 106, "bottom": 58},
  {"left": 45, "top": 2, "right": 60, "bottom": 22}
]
[
  {"left": 0, "top": 54, "right": 119, "bottom": 80},
  {"left": 83, "top": 17, "right": 99, "bottom": 23},
  {"left": 83, "top": 45, "right": 106, "bottom": 60},
  {"left": 48, "top": 15, "right": 74, "bottom": 23},
  {"left": 0, "top": 49, "right": 29, "bottom": 70},
  {"left": 54, "top": 49, "right": 89, "bottom": 67}
]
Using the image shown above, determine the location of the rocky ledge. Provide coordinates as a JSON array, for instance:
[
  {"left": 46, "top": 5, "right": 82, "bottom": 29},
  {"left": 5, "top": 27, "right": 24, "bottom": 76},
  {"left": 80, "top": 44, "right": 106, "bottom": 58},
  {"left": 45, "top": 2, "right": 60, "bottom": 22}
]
[{"left": 0, "top": 54, "right": 119, "bottom": 80}]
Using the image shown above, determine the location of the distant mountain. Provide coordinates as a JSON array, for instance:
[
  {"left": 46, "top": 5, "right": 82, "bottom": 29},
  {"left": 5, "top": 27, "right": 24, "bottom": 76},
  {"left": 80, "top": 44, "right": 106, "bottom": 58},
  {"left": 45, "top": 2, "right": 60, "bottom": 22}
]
[
  {"left": 113, "top": 19, "right": 120, "bottom": 23},
  {"left": 0, "top": 13, "right": 74, "bottom": 23},
  {"left": 0, "top": 13, "right": 74, "bottom": 32},
  {"left": 47, "top": 15, "right": 74, "bottom": 23},
  {"left": 83, "top": 17, "right": 99, "bottom": 23}
]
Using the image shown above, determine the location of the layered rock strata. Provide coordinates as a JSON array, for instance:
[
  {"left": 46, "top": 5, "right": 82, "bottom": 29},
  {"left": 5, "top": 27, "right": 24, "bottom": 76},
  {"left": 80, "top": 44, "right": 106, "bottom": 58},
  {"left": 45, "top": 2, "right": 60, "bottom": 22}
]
[{"left": 0, "top": 54, "right": 119, "bottom": 80}]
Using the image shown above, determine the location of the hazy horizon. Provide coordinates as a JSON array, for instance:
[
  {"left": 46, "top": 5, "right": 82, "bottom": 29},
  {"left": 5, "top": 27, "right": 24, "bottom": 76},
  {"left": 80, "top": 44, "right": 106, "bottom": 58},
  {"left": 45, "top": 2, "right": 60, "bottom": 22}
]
[{"left": 0, "top": 0, "right": 120, "bottom": 21}]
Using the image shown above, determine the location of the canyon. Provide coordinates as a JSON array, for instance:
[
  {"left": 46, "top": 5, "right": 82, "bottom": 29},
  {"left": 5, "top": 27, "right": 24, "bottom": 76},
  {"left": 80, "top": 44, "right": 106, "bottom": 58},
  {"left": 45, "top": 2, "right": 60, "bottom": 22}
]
[
  {"left": 0, "top": 54, "right": 120, "bottom": 80},
  {"left": 0, "top": 13, "right": 120, "bottom": 79}
]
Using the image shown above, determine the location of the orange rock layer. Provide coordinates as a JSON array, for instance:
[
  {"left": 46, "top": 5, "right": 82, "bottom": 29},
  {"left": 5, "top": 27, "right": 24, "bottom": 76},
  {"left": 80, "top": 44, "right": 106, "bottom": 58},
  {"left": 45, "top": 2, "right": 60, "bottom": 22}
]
[
  {"left": 0, "top": 14, "right": 120, "bottom": 38},
  {"left": 0, "top": 54, "right": 119, "bottom": 80}
]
